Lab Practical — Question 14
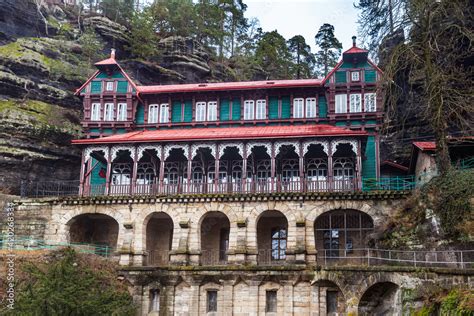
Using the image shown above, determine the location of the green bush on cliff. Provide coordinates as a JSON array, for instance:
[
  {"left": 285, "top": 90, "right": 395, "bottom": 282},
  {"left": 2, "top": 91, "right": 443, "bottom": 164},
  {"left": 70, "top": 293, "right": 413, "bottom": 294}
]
[{"left": 2, "top": 248, "right": 136, "bottom": 315}]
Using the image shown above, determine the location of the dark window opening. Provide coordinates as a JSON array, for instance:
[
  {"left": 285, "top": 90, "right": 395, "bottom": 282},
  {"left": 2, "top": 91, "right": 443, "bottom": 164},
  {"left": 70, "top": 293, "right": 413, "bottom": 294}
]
[
  {"left": 327, "top": 290, "right": 338, "bottom": 314},
  {"left": 266, "top": 290, "right": 277, "bottom": 313},
  {"left": 207, "top": 290, "right": 218, "bottom": 312},
  {"left": 149, "top": 289, "right": 159, "bottom": 312}
]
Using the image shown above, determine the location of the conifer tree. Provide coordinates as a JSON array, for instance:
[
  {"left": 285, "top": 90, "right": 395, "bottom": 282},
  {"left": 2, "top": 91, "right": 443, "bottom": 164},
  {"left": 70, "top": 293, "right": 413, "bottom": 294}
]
[
  {"left": 255, "top": 30, "right": 293, "bottom": 79},
  {"left": 287, "top": 35, "right": 315, "bottom": 79},
  {"left": 314, "top": 24, "right": 342, "bottom": 77}
]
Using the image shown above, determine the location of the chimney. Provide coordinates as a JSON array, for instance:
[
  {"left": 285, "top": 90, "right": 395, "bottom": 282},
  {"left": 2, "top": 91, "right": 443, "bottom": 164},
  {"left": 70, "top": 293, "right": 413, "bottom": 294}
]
[
  {"left": 352, "top": 36, "right": 357, "bottom": 47},
  {"left": 111, "top": 48, "right": 116, "bottom": 59}
]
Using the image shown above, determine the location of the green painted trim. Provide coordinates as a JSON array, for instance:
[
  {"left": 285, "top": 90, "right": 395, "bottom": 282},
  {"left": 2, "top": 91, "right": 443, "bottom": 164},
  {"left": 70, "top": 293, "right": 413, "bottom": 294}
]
[
  {"left": 136, "top": 104, "right": 145, "bottom": 124},
  {"left": 281, "top": 96, "right": 290, "bottom": 119},
  {"left": 220, "top": 98, "right": 230, "bottom": 121},
  {"left": 269, "top": 96, "right": 279, "bottom": 119}
]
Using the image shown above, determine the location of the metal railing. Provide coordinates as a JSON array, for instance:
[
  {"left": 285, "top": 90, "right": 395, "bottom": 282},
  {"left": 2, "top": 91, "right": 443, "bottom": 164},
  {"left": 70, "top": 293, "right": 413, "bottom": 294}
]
[
  {"left": 146, "top": 250, "right": 170, "bottom": 266},
  {"left": 257, "top": 249, "right": 287, "bottom": 265},
  {"left": 0, "top": 237, "right": 114, "bottom": 257},
  {"left": 200, "top": 249, "right": 228, "bottom": 266},
  {"left": 21, "top": 176, "right": 411, "bottom": 198},
  {"left": 317, "top": 248, "right": 474, "bottom": 269}
]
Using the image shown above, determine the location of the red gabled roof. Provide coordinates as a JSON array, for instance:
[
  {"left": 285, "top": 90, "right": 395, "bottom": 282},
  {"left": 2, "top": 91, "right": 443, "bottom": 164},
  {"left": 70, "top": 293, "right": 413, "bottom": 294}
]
[
  {"left": 137, "top": 79, "right": 323, "bottom": 94},
  {"left": 343, "top": 46, "right": 368, "bottom": 54},
  {"left": 94, "top": 57, "right": 118, "bottom": 66},
  {"left": 413, "top": 141, "right": 436, "bottom": 151},
  {"left": 72, "top": 124, "right": 367, "bottom": 145}
]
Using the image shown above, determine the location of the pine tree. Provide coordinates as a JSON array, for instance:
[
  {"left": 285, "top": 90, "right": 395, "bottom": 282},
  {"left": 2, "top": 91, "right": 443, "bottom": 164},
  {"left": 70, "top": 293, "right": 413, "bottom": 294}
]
[
  {"left": 127, "top": 9, "right": 157, "bottom": 59},
  {"left": 287, "top": 35, "right": 315, "bottom": 79},
  {"left": 255, "top": 30, "right": 293, "bottom": 79},
  {"left": 78, "top": 27, "right": 105, "bottom": 65},
  {"left": 314, "top": 24, "right": 342, "bottom": 77}
]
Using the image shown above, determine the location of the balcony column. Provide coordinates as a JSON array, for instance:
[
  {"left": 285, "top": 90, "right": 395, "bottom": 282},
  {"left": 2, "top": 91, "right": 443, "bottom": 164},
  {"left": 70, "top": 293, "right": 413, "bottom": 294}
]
[
  {"left": 104, "top": 145, "right": 112, "bottom": 195},
  {"left": 159, "top": 148, "right": 165, "bottom": 194},
  {"left": 299, "top": 141, "right": 304, "bottom": 192},
  {"left": 186, "top": 144, "right": 192, "bottom": 194},
  {"left": 242, "top": 143, "right": 248, "bottom": 192},
  {"left": 131, "top": 146, "right": 138, "bottom": 195},
  {"left": 270, "top": 142, "right": 276, "bottom": 191},
  {"left": 328, "top": 141, "right": 333, "bottom": 192},
  {"left": 356, "top": 139, "right": 362, "bottom": 190},
  {"left": 214, "top": 143, "right": 220, "bottom": 193},
  {"left": 78, "top": 149, "right": 86, "bottom": 196}
]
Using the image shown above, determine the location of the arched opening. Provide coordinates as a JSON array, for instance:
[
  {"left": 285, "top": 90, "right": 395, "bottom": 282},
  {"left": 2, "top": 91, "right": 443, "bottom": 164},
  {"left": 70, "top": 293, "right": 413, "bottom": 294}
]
[
  {"left": 257, "top": 210, "right": 288, "bottom": 265},
  {"left": 163, "top": 148, "right": 187, "bottom": 194},
  {"left": 276, "top": 144, "right": 300, "bottom": 192},
  {"left": 68, "top": 213, "right": 118, "bottom": 256},
  {"left": 333, "top": 143, "right": 357, "bottom": 191},
  {"left": 358, "top": 282, "right": 400, "bottom": 315},
  {"left": 110, "top": 150, "right": 133, "bottom": 195},
  {"left": 313, "top": 280, "right": 345, "bottom": 315},
  {"left": 136, "top": 149, "right": 160, "bottom": 195},
  {"left": 304, "top": 144, "right": 328, "bottom": 192},
  {"left": 315, "top": 209, "right": 374, "bottom": 264},
  {"left": 247, "top": 146, "right": 272, "bottom": 193},
  {"left": 200, "top": 212, "right": 230, "bottom": 265},
  {"left": 189, "top": 147, "right": 215, "bottom": 194},
  {"left": 145, "top": 212, "right": 173, "bottom": 266},
  {"left": 219, "top": 146, "right": 243, "bottom": 193}
]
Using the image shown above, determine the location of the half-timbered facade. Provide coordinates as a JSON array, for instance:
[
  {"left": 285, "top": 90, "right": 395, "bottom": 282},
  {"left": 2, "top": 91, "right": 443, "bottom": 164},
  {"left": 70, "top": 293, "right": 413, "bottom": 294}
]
[{"left": 74, "top": 37, "right": 383, "bottom": 196}]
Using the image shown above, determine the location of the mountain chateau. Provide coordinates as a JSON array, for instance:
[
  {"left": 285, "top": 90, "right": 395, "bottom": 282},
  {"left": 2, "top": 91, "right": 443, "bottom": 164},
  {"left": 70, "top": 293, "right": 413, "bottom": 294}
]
[{"left": 0, "top": 0, "right": 473, "bottom": 315}]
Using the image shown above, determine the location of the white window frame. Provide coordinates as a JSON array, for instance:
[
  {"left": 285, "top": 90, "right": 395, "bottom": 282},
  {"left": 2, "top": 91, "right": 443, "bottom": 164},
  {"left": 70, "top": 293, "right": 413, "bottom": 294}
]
[
  {"left": 207, "top": 101, "right": 217, "bottom": 121},
  {"left": 105, "top": 81, "right": 114, "bottom": 91},
  {"left": 293, "top": 98, "right": 304, "bottom": 118},
  {"left": 256, "top": 99, "right": 266, "bottom": 120},
  {"left": 148, "top": 104, "right": 159, "bottom": 123},
  {"left": 196, "top": 101, "right": 207, "bottom": 122},
  {"left": 351, "top": 71, "right": 360, "bottom": 82},
  {"left": 91, "top": 103, "right": 101, "bottom": 121},
  {"left": 364, "top": 93, "right": 376, "bottom": 112},
  {"left": 117, "top": 103, "right": 127, "bottom": 121},
  {"left": 350, "top": 93, "right": 362, "bottom": 113},
  {"left": 104, "top": 102, "right": 114, "bottom": 121},
  {"left": 244, "top": 100, "right": 255, "bottom": 120},
  {"left": 335, "top": 94, "right": 347, "bottom": 114},
  {"left": 305, "top": 98, "right": 317, "bottom": 118},
  {"left": 159, "top": 103, "right": 169, "bottom": 123}
]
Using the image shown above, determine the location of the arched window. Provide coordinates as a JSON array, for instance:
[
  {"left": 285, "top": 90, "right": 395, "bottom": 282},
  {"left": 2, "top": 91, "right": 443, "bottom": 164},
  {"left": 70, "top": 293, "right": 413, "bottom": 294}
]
[
  {"left": 333, "top": 158, "right": 354, "bottom": 178},
  {"left": 111, "top": 163, "right": 131, "bottom": 185},
  {"left": 148, "top": 104, "right": 159, "bottom": 123},
  {"left": 271, "top": 227, "right": 287, "bottom": 260},
  {"left": 137, "top": 162, "right": 155, "bottom": 185}
]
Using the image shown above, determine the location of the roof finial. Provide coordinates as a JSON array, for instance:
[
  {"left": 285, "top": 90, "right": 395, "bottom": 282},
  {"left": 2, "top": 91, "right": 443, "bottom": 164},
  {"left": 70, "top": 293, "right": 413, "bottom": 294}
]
[
  {"left": 111, "top": 48, "right": 116, "bottom": 59},
  {"left": 352, "top": 36, "right": 357, "bottom": 47}
]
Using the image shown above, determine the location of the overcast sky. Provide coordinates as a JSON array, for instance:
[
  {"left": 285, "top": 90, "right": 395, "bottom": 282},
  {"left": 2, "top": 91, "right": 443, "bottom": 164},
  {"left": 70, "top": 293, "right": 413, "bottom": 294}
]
[{"left": 244, "top": 0, "right": 360, "bottom": 52}]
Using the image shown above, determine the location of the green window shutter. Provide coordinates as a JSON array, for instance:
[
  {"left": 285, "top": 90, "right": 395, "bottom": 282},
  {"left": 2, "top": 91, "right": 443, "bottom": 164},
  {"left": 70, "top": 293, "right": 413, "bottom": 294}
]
[
  {"left": 362, "top": 136, "right": 377, "bottom": 178},
  {"left": 318, "top": 95, "right": 327, "bottom": 118},
  {"left": 232, "top": 98, "right": 241, "bottom": 120},
  {"left": 136, "top": 104, "right": 144, "bottom": 124},
  {"left": 365, "top": 70, "right": 377, "bottom": 83},
  {"left": 220, "top": 99, "right": 230, "bottom": 121},
  {"left": 268, "top": 96, "right": 279, "bottom": 119},
  {"left": 281, "top": 96, "right": 291, "bottom": 119},
  {"left": 183, "top": 100, "right": 193, "bottom": 122},
  {"left": 90, "top": 158, "right": 106, "bottom": 186},
  {"left": 90, "top": 81, "right": 102, "bottom": 94},
  {"left": 335, "top": 71, "right": 347, "bottom": 83},
  {"left": 171, "top": 101, "right": 182, "bottom": 123},
  {"left": 116, "top": 81, "right": 128, "bottom": 93}
]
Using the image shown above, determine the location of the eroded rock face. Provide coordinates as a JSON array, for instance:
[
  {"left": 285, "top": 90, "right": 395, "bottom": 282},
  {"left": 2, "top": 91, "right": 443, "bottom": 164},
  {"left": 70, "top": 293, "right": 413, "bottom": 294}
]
[{"left": 83, "top": 16, "right": 131, "bottom": 53}]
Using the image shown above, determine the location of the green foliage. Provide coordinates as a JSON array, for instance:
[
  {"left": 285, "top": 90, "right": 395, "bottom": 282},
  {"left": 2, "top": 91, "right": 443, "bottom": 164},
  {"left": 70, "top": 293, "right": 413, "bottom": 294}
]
[
  {"left": 287, "top": 35, "right": 315, "bottom": 79},
  {"left": 255, "top": 30, "right": 292, "bottom": 79},
  {"left": 78, "top": 27, "right": 106, "bottom": 65},
  {"left": 127, "top": 9, "right": 158, "bottom": 59},
  {"left": 440, "top": 290, "right": 474, "bottom": 316},
  {"left": 100, "top": 0, "right": 135, "bottom": 24},
  {"left": 426, "top": 169, "right": 474, "bottom": 240},
  {"left": 314, "top": 23, "right": 342, "bottom": 77},
  {"left": 2, "top": 248, "right": 136, "bottom": 316}
]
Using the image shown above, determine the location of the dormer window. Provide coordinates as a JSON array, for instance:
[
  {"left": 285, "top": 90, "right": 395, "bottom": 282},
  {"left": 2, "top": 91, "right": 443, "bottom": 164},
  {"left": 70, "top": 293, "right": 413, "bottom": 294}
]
[
  {"left": 105, "top": 81, "right": 114, "bottom": 91},
  {"left": 351, "top": 71, "right": 360, "bottom": 82}
]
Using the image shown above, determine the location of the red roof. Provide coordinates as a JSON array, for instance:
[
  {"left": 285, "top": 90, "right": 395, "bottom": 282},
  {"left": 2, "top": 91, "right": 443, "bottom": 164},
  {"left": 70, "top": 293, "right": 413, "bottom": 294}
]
[
  {"left": 343, "top": 46, "right": 368, "bottom": 54},
  {"left": 94, "top": 57, "right": 118, "bottom": 66},
  {"left": 137, "top": 79, "right": 323, "bottom": 94},
  {"left": 72, "top": 125, "right": 367, "bottom": 145},
  {"left": 413, "top": 141, "right": 436, "bottom": 151}
]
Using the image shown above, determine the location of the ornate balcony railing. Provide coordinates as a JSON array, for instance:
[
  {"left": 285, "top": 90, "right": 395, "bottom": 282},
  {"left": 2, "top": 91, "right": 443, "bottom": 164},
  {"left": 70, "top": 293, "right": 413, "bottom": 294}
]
[{"left": 20, "top": 176, "right": 416, "bottom": 198}]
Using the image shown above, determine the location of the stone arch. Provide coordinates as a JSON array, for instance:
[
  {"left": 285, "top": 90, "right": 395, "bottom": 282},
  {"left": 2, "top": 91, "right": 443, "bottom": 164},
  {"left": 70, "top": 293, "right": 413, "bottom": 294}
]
[
  {"left": 256, "top": 210, "right": 289, "bottom": 264},
  {"left": 143, "top": 211, "right": 174, "bottom": 265},
  {"left": 312, "top": 278, "right": 346, "bottom": 316},
  {"left": 258, "top": 281, "right": 283, "bottom": 314},
  {"left": 198, "top": 211, "right": 231, "bottom": 265},
  {"left": 358, "top": 281, "right": 400, "bottom": 315},
  {"left": 67, "top": 213, "right": 119, "bottom": 254},
  {"left": 314, "top": 208, "right": 374, "bottom": 262}
]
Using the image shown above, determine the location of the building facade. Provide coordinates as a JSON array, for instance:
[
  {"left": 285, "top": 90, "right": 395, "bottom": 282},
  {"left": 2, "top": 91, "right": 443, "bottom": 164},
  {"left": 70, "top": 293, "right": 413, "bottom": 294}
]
[{"left": 62, "top": 38, "right": 428, "bottom": 315}]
